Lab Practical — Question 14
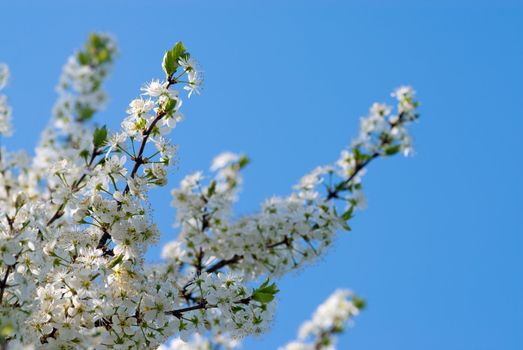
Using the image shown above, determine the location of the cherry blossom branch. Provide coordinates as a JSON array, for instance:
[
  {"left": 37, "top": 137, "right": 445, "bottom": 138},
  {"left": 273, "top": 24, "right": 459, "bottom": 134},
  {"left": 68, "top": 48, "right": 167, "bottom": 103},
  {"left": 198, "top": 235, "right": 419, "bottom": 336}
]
[
  {"left": 206, "top": 254, "right": 243, "bottom": 273},
  {"left": 124, "top": 110, "right": 167, "bottom": 193},
  {"left": 97, "top": 80, "right": 177, "bottom": 251},
  {"left": 0, "top": 34, "right": 419, "bottom": 349}
]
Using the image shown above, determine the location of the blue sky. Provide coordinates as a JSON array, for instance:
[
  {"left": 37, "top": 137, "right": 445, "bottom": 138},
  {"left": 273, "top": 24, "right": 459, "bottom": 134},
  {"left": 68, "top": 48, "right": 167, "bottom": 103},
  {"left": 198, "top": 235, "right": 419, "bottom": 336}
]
[{"left": 0, "top": 1, "right": 522, "bottom": 349}]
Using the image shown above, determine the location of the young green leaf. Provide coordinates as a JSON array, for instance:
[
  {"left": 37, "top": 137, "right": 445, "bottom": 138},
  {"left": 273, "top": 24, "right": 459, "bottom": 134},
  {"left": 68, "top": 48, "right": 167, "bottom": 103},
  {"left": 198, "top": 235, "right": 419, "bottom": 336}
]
[
  {"left": 341, "top": 207, "right": 354, "bottom": 222},
  {"left": 162, "top": 50, "right": 177, "bottom": 77},
  {"left": 352, "top": 296, "right": 366, "bottom": 310},
  {"left": 93, "top": 125, "right": 108, "bottom": 148},
  {"left": 162, "top": 41, "right": 189, "bottom": 77},
  {"left": 252, "top": 278, "right": 279, "bottom": 303},
  {"left": 171, "top": 42, "right": 188, "bottom": 62},
  {"left": 238, "top": 155, "right": 250, "bottom": 169},
  {"left": 384, "top": 144, "right": 401, "bottom": 156}
]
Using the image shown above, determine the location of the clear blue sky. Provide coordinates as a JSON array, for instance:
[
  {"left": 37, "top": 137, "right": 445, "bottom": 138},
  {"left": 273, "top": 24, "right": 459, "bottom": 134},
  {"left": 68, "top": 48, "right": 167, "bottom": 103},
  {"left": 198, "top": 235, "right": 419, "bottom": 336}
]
[{"left": 0, "top": 1, "right": 522, "bottom": 349}]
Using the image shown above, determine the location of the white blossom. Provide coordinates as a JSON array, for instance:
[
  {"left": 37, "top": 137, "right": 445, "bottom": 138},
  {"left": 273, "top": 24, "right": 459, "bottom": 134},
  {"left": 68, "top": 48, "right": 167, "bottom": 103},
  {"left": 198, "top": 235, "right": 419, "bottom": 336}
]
[
  {"left": 211, "top": 152, "right": 240, "bottom": 171},
  {"left": 0, "top": 63, "right": 9, "bottom": 90},
  {"left": 142, "top": 79, "right": 169, "bottom": 97},
  {"left": 179, "top": 57, "right": 203, "bottom": 98}
]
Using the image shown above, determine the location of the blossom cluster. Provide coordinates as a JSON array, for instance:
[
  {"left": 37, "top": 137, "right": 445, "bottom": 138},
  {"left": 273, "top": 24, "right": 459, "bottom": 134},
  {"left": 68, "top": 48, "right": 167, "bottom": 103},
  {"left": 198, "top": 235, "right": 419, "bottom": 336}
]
[
  {"left": 159, "top": 333, "right": 240, "bottom": 350},
  {"left": 166, "top": 85, "right": 419, "bottom": 282},
  {"left": 279, "top": 289, "right": 363, "bottom": 350},
  {"left": 0, "top": 33, "right": 419, "bottom": 350},
  {"left": 0, "top": 63, "right": 12, "bottom": 136},
  {"left": 34, "top": 33, "right": 117, "bottom": 177}
]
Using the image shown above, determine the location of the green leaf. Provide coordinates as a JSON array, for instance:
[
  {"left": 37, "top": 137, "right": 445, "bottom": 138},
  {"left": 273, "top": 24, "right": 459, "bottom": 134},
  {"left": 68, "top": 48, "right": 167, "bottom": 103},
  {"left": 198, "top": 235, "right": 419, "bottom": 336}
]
[
  {"left": 384, "top": 145, "right": 401, "bottom": 156},
  {"left": 353, "top": 296, "right": 366, "bottom": 310},
  {"left": 258, "top": 278, "right": 270, "bottom": 289},
  {"left": 162, "top": 50, "right": 177, "bottom": 76},
  {"left": 14, "top": 193, "right": 26, "bottom": 210},
  {"left": 107, "top": 254, "right": 124, "bottom": 269},
  {"left": 207, "top": 180, "right": 217, "bottom": 197},
  {"left": 252, "top": 292, "right": 274, "bottom": 303},
  {"left": 93, "top": 125, "right": 108, "bottom": 148},
  {"left": 341, "top": 207, "right": 354, "bottom": 221},
  {"left": 162, "top": 42, "right": 188, "bottom": 76},
  {"left": 89, "top": 33, "right": 104, "bottom": 49},
  {"left": 252, "top": 278, "right": 279, "bottom": 303},
  {"left": 97, "top": 49, "right": 110, "bottom": 64},
  {"left": 77, "top": 105, "right": 96, "bottom": 122},
  {"left": 171, "top": 41, "right": 188, "bottom": 61},
  {"left": 163, "top": 97, "right": 177, "bottom": 113},
  {"left": 238, "top": 155, "right": 250, "bottom": 169},
  {"left": 79, "top": 149, "right": 90, "bottom": 161},
  {"left": 77, "top": 33, "right": 115, "bottom": 67},
  {"left": 353, "top": 147, "right": 365, "bottom": 162},
  {"left": 77, "top": 52, "right": 90, "bottom": 65}
]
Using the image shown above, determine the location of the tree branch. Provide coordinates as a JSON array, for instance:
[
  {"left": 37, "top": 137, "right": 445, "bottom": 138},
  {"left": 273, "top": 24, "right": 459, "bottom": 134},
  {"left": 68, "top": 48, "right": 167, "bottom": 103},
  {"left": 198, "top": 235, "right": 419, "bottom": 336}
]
[
  {"left": 164, "top": 301, "right": 209, "bottom": 318},
  {"left": 206, "top": 254, "right": 243, "bottom": 273},
  {"left": 0, "top": 265, "right": 12, "bottom": 304},
  {"left": 97, "top": 79, "right": 176, "bottom": 251}
]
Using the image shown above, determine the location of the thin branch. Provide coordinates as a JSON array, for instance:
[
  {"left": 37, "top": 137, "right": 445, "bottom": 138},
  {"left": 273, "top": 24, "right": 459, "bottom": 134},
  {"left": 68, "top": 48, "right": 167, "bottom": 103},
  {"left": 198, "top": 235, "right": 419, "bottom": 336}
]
[
  {"left": 0, "top": 265, "right": 12, "bottom": 304},
  {"left": 164, "top": 301, "right": 209, "bottom": 318},
  {"left": 206, "top": 254, "right": 243, "bottom": 273},
  {"left": 326, "top": 152, "right": 379, "bottom": 200},
  {"left": 97, "top": 79, "right": 175, "bottom": 251},
  {"left": 266, "top": 235, "right": 292, "bottom": 249}
]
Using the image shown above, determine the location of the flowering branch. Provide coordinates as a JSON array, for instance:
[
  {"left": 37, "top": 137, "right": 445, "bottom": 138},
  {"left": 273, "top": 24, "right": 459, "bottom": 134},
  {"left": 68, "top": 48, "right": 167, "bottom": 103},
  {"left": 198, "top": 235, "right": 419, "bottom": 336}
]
[
  {"left": 0, "top": 33, "right": 420, "bottom": 350},
  {"left": 279, "top": 289, "right": 364, "bottom": 350}
]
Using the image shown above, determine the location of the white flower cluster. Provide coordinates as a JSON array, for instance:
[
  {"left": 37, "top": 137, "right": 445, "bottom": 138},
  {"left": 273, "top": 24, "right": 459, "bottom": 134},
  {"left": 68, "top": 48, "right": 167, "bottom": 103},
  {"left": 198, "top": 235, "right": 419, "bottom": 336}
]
[
  {"left": 159, "top": 333, "right": 240, "bottom": 350},
  {"left": 353, "top": 86, "right": 419, "bottom": 157},
  {"left": 165, "top": 85, "right": 419, "bottom": 283},
  {"left": 0, "top": 36, "right": 270, "bottom": 350},
  {"left": 0, "top": 63, "right": 13, "bottom": 136},
  {"left": 279, "top": 289, "right": 363, "bottom": 350},
  {"left": 0, "top": 34, "right": 419, "bottom": 350},
  {"left": 34, "top": 34, "right": 117, "bottom": 177},
  {"left": 54, "top": 33, "right": 117, "bottom": 126},
  {"left": 178, "top": 57, "right": 203, "bottom": 98}
]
